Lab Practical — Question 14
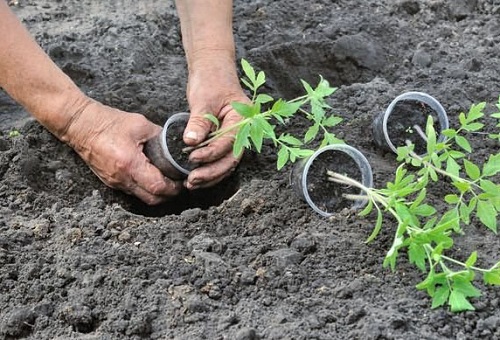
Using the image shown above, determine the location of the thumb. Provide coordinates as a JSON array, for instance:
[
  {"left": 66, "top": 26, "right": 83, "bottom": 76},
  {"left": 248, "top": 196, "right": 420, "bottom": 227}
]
[{"left": 183, "top": 110, "right": 212, "bottom": 146}]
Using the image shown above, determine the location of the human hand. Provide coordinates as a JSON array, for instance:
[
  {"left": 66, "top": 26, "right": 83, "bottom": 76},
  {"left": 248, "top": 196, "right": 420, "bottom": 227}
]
[
  {"left": 183, "top": 54, "right": 250, "bottom": 190},
  {"left": 62, "top": 99, "right": 182, "bottom": 205}
]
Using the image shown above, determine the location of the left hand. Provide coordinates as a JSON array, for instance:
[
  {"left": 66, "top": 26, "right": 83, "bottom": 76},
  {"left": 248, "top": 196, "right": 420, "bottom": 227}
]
[{"left": 182, "top": 53, "right": 250, "bottom": 190}]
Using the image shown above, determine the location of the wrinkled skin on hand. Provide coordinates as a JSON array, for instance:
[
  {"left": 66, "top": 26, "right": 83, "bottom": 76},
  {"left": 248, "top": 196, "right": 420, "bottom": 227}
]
[
  {"left": 63, "top": 100, "right": 182, "bottom": 205},
  {"left": 183, "top": 55, "right": 250, "bottom": 190}
]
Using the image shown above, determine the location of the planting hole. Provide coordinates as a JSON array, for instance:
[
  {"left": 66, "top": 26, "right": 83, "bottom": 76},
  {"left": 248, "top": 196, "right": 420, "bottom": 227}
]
[{"left": 109, "top": 174, "right": 240, "bottom": 217}]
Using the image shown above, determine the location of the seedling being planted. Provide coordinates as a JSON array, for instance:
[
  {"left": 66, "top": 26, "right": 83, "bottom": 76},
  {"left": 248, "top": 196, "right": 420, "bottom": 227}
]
[
  {"left": 190, "top": 59, "right": 344, "bottom": 169},
  {"left": 329, "top": 102, "right": 500, "bottom": 312},
  {"left": 146, "top": 59, "right": 344, "bottom": 179}
]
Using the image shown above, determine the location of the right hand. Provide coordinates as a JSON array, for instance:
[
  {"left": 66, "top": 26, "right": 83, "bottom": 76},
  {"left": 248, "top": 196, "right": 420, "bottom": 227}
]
[{"left": 62, "top": 99, "right": 182, "bottom": 205}]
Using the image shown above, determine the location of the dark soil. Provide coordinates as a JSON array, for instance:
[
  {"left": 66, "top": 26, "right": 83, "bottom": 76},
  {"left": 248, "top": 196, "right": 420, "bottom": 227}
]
[
  {"left": 386, "top": 99, "right": 439, "bottom": 154},
  {"left": 2, "top": 0, "right": 500, "bottom": 339}
]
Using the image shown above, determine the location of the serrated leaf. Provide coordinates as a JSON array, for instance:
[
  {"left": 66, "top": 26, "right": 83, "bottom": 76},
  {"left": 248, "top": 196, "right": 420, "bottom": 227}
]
[
  {"left": 484, "top": 269, "right": 500, "bottom": 286},
  {"left": 413, "top": 204, "right": 436, "bottom": 217},
  {"left": 463, "top": 159, "right": 481, "bottom": 180},
  {"left": 483, "top": 153, "right": 500, "bottom": 177},
  {"left": 241, "top": 78, "right": 254, "bottom": 92},
  {"left": 477, "top": 199, "right": 497, "bottom": 233},
  {"left": 241, "top": 58, "right": 256, "bottom": 84},
  {"left": 232, "top": 101, "right": 256, "bottom": 118},
  {"left": 479, "top": 179, "right": 499, "bottom": 196},
  {"left": 304, "top": 124, "right": 319, "bottom": 143},
  {"left": 467, "top": 102, "right": 486, "bottom": 121},
  {"left": 449, "top": 290, "right": 475, "bottom": 312},
  {"left": 255, "top": 71, "right": 266, "bottom": 88},
  {"left": 431, "top": 285, "right": 450, "bottom": 309},
  {"left": 233, "top": 123, "right": 251, "bottom": 157},
  {"left": 408, "top": 242, "right": 427, "bottom": 272},
  {"left": 249, "top": 123, "right": 264, "bottom": 153}
]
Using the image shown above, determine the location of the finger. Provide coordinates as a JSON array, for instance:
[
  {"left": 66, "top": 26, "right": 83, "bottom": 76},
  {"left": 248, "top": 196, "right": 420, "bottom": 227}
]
[
  {"left": 183, "top": 111, "right": 212, "bottom": 146},
  {"left": 189, "top": 134, "right": 237, "bottom": 164},
  {"left": 185, "top": 153, "right": 239, "bottom": 189},
  {"left": 128, "top": 184, "right": 169, "bottom": 206},
  {"left": 131, "top": 157, "right": 183, "bottom": 197}
]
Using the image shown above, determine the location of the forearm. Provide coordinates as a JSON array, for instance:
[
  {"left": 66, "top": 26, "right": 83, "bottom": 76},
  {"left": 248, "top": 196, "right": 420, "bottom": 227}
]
[
  {"left": 0, "top": 2, "right": 89, "bottom": 140},
  {"left": 174, "top": 0, "right": 235, "bottom": 70}
]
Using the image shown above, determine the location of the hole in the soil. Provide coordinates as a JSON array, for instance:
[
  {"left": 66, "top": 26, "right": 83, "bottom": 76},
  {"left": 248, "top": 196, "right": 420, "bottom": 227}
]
[{"left": 112, "top": 174, "right": 240, "bottom": 217}]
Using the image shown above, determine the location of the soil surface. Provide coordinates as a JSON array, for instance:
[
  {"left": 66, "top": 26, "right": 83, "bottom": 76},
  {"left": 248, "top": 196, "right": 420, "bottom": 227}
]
[{"left": 2, "top": 0, "right": 500, "bottom": 339}]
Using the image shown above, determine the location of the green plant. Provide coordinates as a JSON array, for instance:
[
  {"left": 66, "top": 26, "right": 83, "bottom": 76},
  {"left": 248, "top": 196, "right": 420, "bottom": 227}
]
[
  {"left": 184, "top": 59, "right": 343, "bottom": 169},
  {"left": 8, "top": 129, "right": 20, "bottom": 138},
  {"left": 329, "top": 102, "right": 500, "bottom": 312}
]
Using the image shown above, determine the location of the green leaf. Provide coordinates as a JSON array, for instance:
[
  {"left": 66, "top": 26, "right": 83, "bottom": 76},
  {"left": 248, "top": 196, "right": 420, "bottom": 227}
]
[
  {"left": 444, "top": 194, "right": 460, "bottom": 204},
  {"left": 359, "top": 199, "right": 374, "bottom": 217},
  {"left": 366, "top": 210, "right": 383, "bottom": 243},
  {"left": 271, "top": 99, "right": 302, "bottom": 118},
  {"left": 279, "top": 134, "right": 303, "bottom": 146},
  {"left": 304, "top": 124, "right": 319, "bottom": 143},
  {"left": 408, "top": 242, "right": 427, "bottom": 272},
  {"left": 431, "top": 285, "right": 450, "bottom": 309},
  {"left": 255, "top": 70, "right": 266, "bottom": 88},
  {"left": 446, "top": 157, "right": 461, "bottom": 177},
  {"left": 249, "top": 123, "right": 264, "bottom": 153},
  {"left": 255, "top": 93, "right": 273, "bottom": 104},
  {"left": 321, "top": 133, "right": 343, "bottom": 147},
  {"left": 413, "top": 204, "right": 436, "bottom": 217},
  {"left": 232, "top": 102, "right": 256, "bottom": 118},
  {"left": 466, "top": 102, "right": 486, "bottom": 121},
  {"left": 453, "top": 277, "right": 481, "bottom": 298},
  {"left": 277, "top": 147, "right": 289, "bottom": 170},
  {"left": 465, "top": 251, "right": 477, "bottom": 268},
  {"left": 426, "top": 116, "right": 437, "bottom": 154},
  {"left": 479, "top": 179, "right": 499, "bottom": 197},
  {"left": 464, "top": 122, "right": 484, "bottom": 132},
  {"left": 203, "top": 113, "right": 220, "bottom": 130},
  {"left": 484, "top": 269, "right": 500, "bottom": 286},
  {"left": 442, "top": 128, "right": 457, "bottom": 138},
  {"left": 477, "top": 199, "right": 497, "bottom": 233},
  {"left": 241, "top": 58, "right": 256, "bottom": 85},
  {"left": 463, "top": 159, "right": 481, "bottom": 180},
  {"left": 448, "top": 290, "right": 475, "bottom": 312},
  {"left": 452, "top": 180, "right": 471, "bottom": 194},
  {"left": 483, "top": 153, "right": 500, "bottom": 177},
  {"left": 322, "top": 115, "right": 343, "bottom": 127},
  {"left": 455, "top": 135, "right": 472, "bottom": 153},
  {"left": 233, "top": 123, "right": 251, "bottom": 157}
]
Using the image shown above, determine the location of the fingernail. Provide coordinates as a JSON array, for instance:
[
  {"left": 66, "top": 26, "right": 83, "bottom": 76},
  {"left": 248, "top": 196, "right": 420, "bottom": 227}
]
[{"left": 184, "top": 130, "right": 198, "bottom": 141}]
